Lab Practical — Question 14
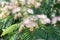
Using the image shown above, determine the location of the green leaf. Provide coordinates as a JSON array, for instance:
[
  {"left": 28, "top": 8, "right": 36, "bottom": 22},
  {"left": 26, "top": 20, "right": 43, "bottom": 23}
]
[
  {"left": 1, "top": 24, "right": 19, "bottom": 37},
  {"left": 0, "top": 0, "right": 10, "bottom": 2},
  {"left": 21, "top": 30, "right": 33, "bottom": 40},
  {"left": 5, "top": 32, "right": 19, "bottom": 40},
  {"left": 34, "top": 28, "right": 46, "bottom": 39},
  {"left": 0, "top": 16, "right": 13, "bottom": 29}
]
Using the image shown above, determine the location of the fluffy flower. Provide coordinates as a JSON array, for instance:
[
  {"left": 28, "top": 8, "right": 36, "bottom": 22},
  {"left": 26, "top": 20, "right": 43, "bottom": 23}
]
[
  {"left": 0, "top": 2, "right": 8, "bottom": 7},
  {"left": 52, "top": 16, "right": 60, "bottom": 24},
  {"left": 23, "top": 18, "right": 30, "bottom": 24},
  {"left": 52, "top": 17, "right": 58, "bottom": 24},
  {"left": 35, "top": 2, "right": 41, "bottom": 8},
  {"left": 2, "top": 5, "right": 12, "bottom": 11},
  {"left": 0, "top": 10, "right": 9, "bottom": 19},
  {"left": 20, "top": 0, "right": 25, "bottom": 1},
  {"left": 27, "top": 8, "right": 34, "bottom": 14},
  {"left": 40, "top": 18, "right": 50, "bottom": 24},
  {"left": 25, "top": 22, "right": 38, "bottom": 28},
  {"left": 30, "top": 16, "right": 38, "bottom": 21},
  {"left": 14, "top": 14, "right": 18, "bottom": 20},
  {"left": 37, "top": 14, "right": 47, "bottom": 19},
  {"left": 37, "top": 14, "right": 50, "bottom": 24},
  {"left": 22, "top": 17, "right": 38, "bottom": 28},
  {"left": 20, "top": 0, "right": 26, "bottom": 6},
  {"left": 39, "top": 0, "right": 43, "bottom": 2},
  {"left": 27, "top": 0, "right": 35, "bottom": 5},
  {"left": 12, "top": 7, "right": 21, "bottom": 13},
  {"left": 57, "top": 16, "right": 60, "bottom": 21},
  {"left": 14, "top": 13, "right": 21, "bottom": 20},
  {"left": 19, "top": 24, "right": 24, "bottom": 32},
  {"left": 17, "top": 13, "right": 22, "bottom": 18}
]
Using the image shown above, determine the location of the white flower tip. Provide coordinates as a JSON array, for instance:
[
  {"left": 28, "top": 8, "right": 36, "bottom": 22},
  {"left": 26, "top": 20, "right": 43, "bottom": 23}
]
[
  {"left": 27, "top": 8, "right": 34, "bottom": 14},
  {"left": 37, "top": 14, "right": 47, "bottom": 19}
]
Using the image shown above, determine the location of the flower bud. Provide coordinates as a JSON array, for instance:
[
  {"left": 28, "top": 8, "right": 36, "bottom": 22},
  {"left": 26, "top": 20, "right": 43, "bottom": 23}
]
[
  {"left": 29, "top": 27, "right": 33, "bottom": 32},
  {"left": 19, "top": 24, "right": 24, "bottom": 32},
  {"left": 17, "top": 13, "right": 21, "bottom": 18}
]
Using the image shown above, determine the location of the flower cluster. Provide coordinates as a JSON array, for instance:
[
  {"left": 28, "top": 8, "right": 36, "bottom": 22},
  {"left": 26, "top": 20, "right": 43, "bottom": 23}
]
[
  {"left": 0, "top": 0, "right": 60, "bottom": 32},
  {"left": 52, "top": 16, "right": 60, "bottom": 24}
]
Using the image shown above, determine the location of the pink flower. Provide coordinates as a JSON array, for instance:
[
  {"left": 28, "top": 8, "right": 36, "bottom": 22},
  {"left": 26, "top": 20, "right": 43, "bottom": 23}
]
[
  {"left": 37, "top": 14, "right": 47, "bottom": 19},
  {"left": 22, "top": 17, "right": 38, "bottom": 28},
  {"left": 27, "top": 0, "right": 35, "bottom": 5},
  {"left": 37, "top": 14, "right": 50, "bottom": 24},
  {"left": 25, "top": 22, "right": 38, "bottom": 28},
  {"left": 30, "top": 16, "right": 38, "bottom": 21},
  {"left": 12, "top": 7, "right": 21, "bottom": 13},
  {"left": 20, "top": 0, "right": 25, "bottom": 2},
  {"left": 17, "top": 13, "right": 22, "bottom": 18},
  {"left": 10, "top": 0, "right": 18, "bottom": 4},
  {"left": 52, "top": 17, "right": 58, "bottom": 24},
  {"left": 27, "top": 8, "right": 34, "bottom": 14},
  {"left": 40, "top": 18, "right": 50, "bottom": 24},
  {"left": 1, "top": 2, "right": 8, "bottom": 7},
  {"left": 57, "top": 16, "right": 60, "bottom": 21},
  {"left": 23, "top": 18, "right": 31, "bottom": 24},
  {"left": 35, "top": 2, "right": 41, "bottom": 8},
  {"left": 2, "top": 5, "right": 12, "bottom": 10},
  {"left": 31, "top": 0, "right": 35, "bottom": 5},
  {"left": 20, "top": 0, "right": 26, "bottom": 6},
  {"left": 39, "top": 0, "right": 43, "bottom": 2},
  {"left": 19, "top": 24, "right": 24, "bottom": 32},
  {"left": 52, "top": 16, "right": 60, "bottom": 24}
]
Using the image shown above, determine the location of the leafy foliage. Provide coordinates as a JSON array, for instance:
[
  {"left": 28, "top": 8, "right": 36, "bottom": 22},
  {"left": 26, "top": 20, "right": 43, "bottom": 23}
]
[
  {"left": 1, "top": 24, "right": 19, "bottom": 37},
  {"left": 0, "top": 0, "right": 60, "bottom": 40}
]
